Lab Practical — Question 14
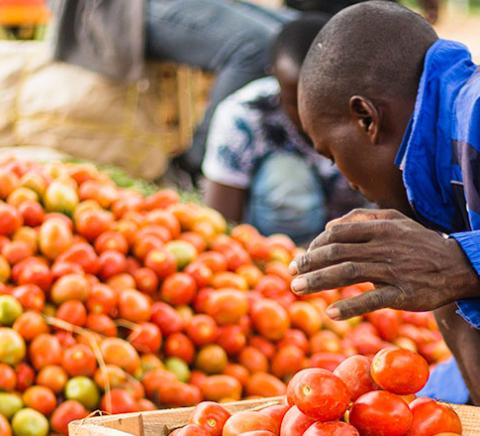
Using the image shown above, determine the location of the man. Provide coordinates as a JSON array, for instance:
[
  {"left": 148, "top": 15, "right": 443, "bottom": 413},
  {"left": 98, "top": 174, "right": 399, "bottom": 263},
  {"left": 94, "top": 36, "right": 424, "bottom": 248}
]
[
  {"left": 202, "top": 15, "right": 365, "bottom": 244},
  {"left": 289, "top": 1, "right": 480, "bottom": 403}
]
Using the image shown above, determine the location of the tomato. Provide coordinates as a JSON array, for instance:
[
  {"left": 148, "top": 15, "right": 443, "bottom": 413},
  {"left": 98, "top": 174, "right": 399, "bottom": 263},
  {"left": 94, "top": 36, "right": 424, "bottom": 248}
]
[
  {"left": 366, "top": 309, "right": 401, "bottom": 342},
  {"left": 211, "top": 272, "right": 248, "bottom": 291},
  {"left": 0, "top": 363, "right": 16, "bottom": 391},
  {"left": 145, "top": 248, "right": 177, "bottom": 278},
  {"left": 190, "top": 401, "right": 231, "bottom": 436},
  {"left": 309, "top": 352, "right": 346, "bottom": 372},
  {"left": 100, "top": 389, "right": 138, "bottom": 414},
  {"left": 251, "top": 299, "right": 290, "bottom": 341},
  {"left": 239, "top": 346, "right": 269, "bottom": 374},
  {"left": 333, "top": 355, "right": 377, "bottom": 400},
  {"left": 86, "top": 283, "right": 117, "bottom": 315},
  {"left": 223, "top": 364, "right": 249, "bottom": 387},
  {"left": 206, "top": 289, "right": 248, "bottom": 325},
  {"left": 12, "top": 285, "right": 45, "bottom": 312},
  {"left": 185, "top": 262, "right": 213, "bottom": 289},
  {"left": 51, "top": 273, "right": 90, "bottom": 304},
  {"left": 349, "top": 391, "right": 413, "bottom": 436},
  {"left": 197, "top": 252, "right": 227, "bottom": 273},
  {"left": 128, "top": 322, "right": 162, "bottom": 354},
  {"left": 278, "top": 329, "right": 309, "bottom": 354},
  {"left": 13, "top": 311, "right": 49, "bottom": 341},
  {"left": 11, "top": 408, "right": 48, "bottom": 436},
  {"left": 57, "top": 242, "right": 100, "bottom": 274},
  {"left": 137, "top": 398, "right": 157, "bottom": 411},
  {"left": 303, "top": 422, "right": 360, "bottom": 436},
  {"left": 309, "top": 330, "right": 342, "bottom": 354},
  {"left": 29, "top": 334, "right": 62, "bottom": 369},
  {"left": 107, "top": 273, "right": 135, "bottom": 292},
  {"left": 75, "top": 209, "right": 113, "bottom": 241},
  {"left": 195, "top": 344, "right": 228, "bottom": 374},
  {"left": 407, "top": 398, "right": 462, "bottom": 435},
  {"left": 201, "top": 375, "right": 242, "bottom": 402},
  {"left": 346, "top": 322, "right": 388, "bottom": 355},
  {"left": 133, "top": 234, "right": 165, "bottom": 260},
  {"left": 216, "top": 325, "right": 246, "bottom": 356},
  {"left": 187, "top": 315, "right": 219, "bottom": 346},
  {"left": 2, "top": 241, "right": 33, "bottom": 265},
  {"left": 50, "top": 400, "right": 88, "bottom": 435},
  {"left": 98, "top": 250, "right": 127, "bottom": 280},
  {"left": 222, "top": 247, "right": 251, "bottom": 271},
  {"left": 161, "top": 273, "right": 197, "bottom": 305},
  {"left": 118, "top": 289, "right": 152, "bottom": 322},
  {"left": 86, "top": 313, "right": 118, "bottom": 337},
  {"left": 287, "top": 368, "right": 351, "bottom": 421},
  {"left": 249, "top": 336, "right": 276, "bottom": 360},
  {"left": 256, "top": 275, "right": 288, "bottom": 298},
  {"left": 146, "top": 210, "right": 181, "bottom": 239},
  {"left": 14, "top": 362, "right": 34, "bottom": 391},
  {"left": 151, "top": 302, "right": 184, "bottom": 336},
  {"left": 39, "top": 218, "right": 72, "bottom": 259},
  {"left": 100, "top": 338, "right": 140, "bottom": 374},
  {"left": 23, "top": 385, "right": 57, "bottom": 415},
  {"left": 94, "top": 231, "right": 128, "bottom": 254},
  {"left": 0, "top": 168, "right": 19, "bottom": 199},
  {"left": 14, "top": 258, "right": 52, "bottom": 291},
  {"left": 0, "top": 203, "right": 22, "bottom": 236},
  {"left": 62, "top": 344, "right": 97, "bottom": 377},
  {"left": 246, "top": 373, "right": 286, "bottom": 397},
  {"left": 133, "top": 267, "right": 159, "bottom": 295},
  {"left": 165, "top": 333, "right": 195, "bottom": 364},
  {"left": 56, "top": 300, "right": 88, "bottom": 327},
  {"left": 371, "top": 348, "right": 429, "bottom": 395},
  {"left": 271, "top": 345, "right": 305, "bottom": 380},
  {"left": 144, "top": 189, "right": 179, "bottom": 210},
  {"left": 0, "top": 415, "right": 11, "bottom": 436},
  {"left": 259, "top": 404, "right": 290, "bottom": 430},
  {"left": 65, "top": 376, "right": 100, "bottom": 410},
  {"left": 36, "top": 365, "right": 67, "bottom": 393},
  {"left": 223, "top": 411, "right": 277, "bottom": 436},
  {"left": 279, "top": 406, "right": 316, "bottom": 436}
]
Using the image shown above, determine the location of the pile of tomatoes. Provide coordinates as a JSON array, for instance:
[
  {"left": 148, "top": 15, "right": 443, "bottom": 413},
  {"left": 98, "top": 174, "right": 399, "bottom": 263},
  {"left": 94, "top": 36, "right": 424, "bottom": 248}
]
[
  {"left": 0, "top": 158, "right": 451, "bottom": 436},
  {"left": 171, "top": 348, "right": 462, "bottom": 436}
]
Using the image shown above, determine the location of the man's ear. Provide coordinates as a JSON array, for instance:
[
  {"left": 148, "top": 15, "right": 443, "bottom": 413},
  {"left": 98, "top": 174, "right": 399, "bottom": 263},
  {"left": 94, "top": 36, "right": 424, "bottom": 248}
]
[{"left": 349, "top": 96, "right": 381, "bottom": 144}]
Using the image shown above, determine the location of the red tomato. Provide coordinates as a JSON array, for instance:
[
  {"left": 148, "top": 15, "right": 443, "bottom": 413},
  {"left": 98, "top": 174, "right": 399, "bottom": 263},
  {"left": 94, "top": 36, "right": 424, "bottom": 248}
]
[
  {"left": 371, "top": 348, "right": 429, "bottom": 395},
  {"left": 100, "top": 389, "right": 138, "bottom": 414},
  {"left": 2, "top": 241, "right": 32, "bottom": 265},
  {"left": 197, "top": 252, "right": 227, "bottom": 273},
  {"left": 286, "top": 368, "right": 351, "bottom": 421},
  {"left": 303, "top": 421, "right": 360, "bottom": 436},
  {"left": 246, "top": 373, "right": 287, "bottom": 398},
  {"left": 366, "top": 309, "right": 401, "bottom": 342},
  {"left": 51, "top": 261, "right": 84, "bottom": 279},
  {"left": 145, "top": 248, "right": 177, "bottom": 279},
  {"left": 309, "top": 352, "right": 346, "bottom": 372},
  {"left": 57, "top": 242, "right": 100, "bottom": 274},
  {"left": 251, "top": 299, "right": 290, "bottom": 341},
  {"left": 97, "top": 250, "right": 127, "bottom": 280},
  {"left": 278, "top": 329, "right": 309, "bottom": 354},
  {"left": 407, "top": 398, "right": 462, "bottom": 435},
  {"left": 189, "top": 401, "right": 231, "bottom": 436},
  {"left": 86, "top": 283, "right": 117, "bottom": 315},
  {"left": 23, "top": 385, "right": 57, "bottom": 416},
  {"left": 56, "top": 300, "right": 87, "bottom": 327},
  {"left": 223, "top": 411, "right": 277, "bottom": 436},
  {"left": 118, "top": 289, "right": 152, "bottom": 323},
  {"left": 143, "top": 189, "right": 179, "bottom": 210},
  {"left": 216, "top": 325, "right": 246, "bottom": 355},
  {"left": 271, "top": 345, "right": 305, "bottom": 379},
  {"left": 0, "top": 203, "right": 22, "bottom": 235},
  {"left": 165, "top": 333, "right": 195, "bottom": 364},
  {"left": 249, "top": 336, "right": 276, "bottom": 360},
  {"left": 206, "top": 289, "right": 248, "bottom": 326},
  {"left": 259, "top": 404, "right": 290, "bottom": 432},
  {"left": 133, "top": 267, "right": 159, "bottom": 295},
  {"left": 128, "top": 322, "right": 162, "bottom": 354},
  {"left": 151, "top": 302, "right": 184, "bottom": 336},
  {"left": 94, "top": 231, "right": 128, "bottom": 254},
  {"left": 187, "top": 315, "right": 219, "bottom": 346},
  {"left": 333, "top": 355, "right": 377, "bottom": 400},
  {"left": 0, "top": 363, "right": 16, "bottom": 391},
  {"left": 86, "top": 314, "right": 118, "bottom": 337},
  {"left": 161, "top": 273, "right": 197, "bottom": 305},
  {"left": 29, "top": 334, "right": 63, "bottom": 369},
  {"left": 349, "top": 391, "right": 413, "bottom": 436},
  {"left": 185, "top": 262, "right": 213, "bottom": 288},
  {"left": 62, "top": 344, "right": 97, "bottom": 377},
  {"left": 75, "top": 209, "right": 113, "bottom": 241},
  {"left": 14, "top": 259, "right": 52, "bottom": 291},
  {"left": 51, "top": 400, "right": 88, "bottom": 435},
  {"left": 15, "top": 363, "right": 35, "bottom": 392},
  {"left": 11, "top": 285, "right": 45, "bottom": 312},
  {"left": 280, "top": 406, "right": 316, "bottom": 436}
]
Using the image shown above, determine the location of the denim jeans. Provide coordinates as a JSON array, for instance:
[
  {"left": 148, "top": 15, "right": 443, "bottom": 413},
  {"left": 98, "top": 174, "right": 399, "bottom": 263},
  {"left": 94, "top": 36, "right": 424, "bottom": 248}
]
[
  {"left": 146, "top": 0, "right": 296, "bottom": 175},
  {"left": 245, "top": 152, "right": 326, "bottom": 245}
]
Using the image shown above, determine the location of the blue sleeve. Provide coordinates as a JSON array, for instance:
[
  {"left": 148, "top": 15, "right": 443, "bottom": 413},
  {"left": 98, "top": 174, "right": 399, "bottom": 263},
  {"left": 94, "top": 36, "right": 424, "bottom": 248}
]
[
  {"left": 417, "top": 358, "right": 469, "bottom": 404},
  {"left": 450, "top": 231, "right": 480, "bottom": 328}
]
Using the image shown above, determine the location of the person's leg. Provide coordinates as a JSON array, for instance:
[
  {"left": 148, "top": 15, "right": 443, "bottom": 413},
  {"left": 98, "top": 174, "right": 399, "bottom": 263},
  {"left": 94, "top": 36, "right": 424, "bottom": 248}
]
[
  {"left": 146, "top": 0, "right": 294, "bottom": 175},
  {"left": 245, "top": 152, "right": 326, "bottom": 245}
]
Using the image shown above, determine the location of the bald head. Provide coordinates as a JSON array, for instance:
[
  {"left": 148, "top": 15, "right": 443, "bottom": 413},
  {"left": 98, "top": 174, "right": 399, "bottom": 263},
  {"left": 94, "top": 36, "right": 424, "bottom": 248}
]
[{"left": 300, "top": 1, "right": 438, "bottom": 116}]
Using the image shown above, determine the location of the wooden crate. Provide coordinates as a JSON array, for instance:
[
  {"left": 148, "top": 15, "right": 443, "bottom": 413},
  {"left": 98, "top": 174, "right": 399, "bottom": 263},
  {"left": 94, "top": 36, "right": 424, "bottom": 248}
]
[{"left": 69, "top": 397, "right": 480, "bottom": 436}]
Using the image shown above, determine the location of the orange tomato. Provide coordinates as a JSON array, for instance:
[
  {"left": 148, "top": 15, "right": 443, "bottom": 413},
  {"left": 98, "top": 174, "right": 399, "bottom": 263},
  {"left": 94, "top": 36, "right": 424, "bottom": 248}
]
[
  {"left": 161, "top": 273, "right": 197, "bottom": 306},
  {"left": 86, "top": 283, "right": 117, "bottom": 315},
  {"left": 13, "top": 311, "right": 49, "bottom": 342},
  {"left": 56, "top": 300, "right": 88, "bottom": 327},
  {"left": 118, "top": 289, "right": 152, "bottom": 323},
  {"left": 165, "top": 333, "right": 195, "bottom": 364},
  {"left": 246, "top": 373, "right": 287, "bottom": 398},
  {"left": 187, "top": 315, "right": 219, "bottom": 346},
  {"left": 143, "top": 189, "right": 179, "bottom": 210},
  {"left": 36, "top": 365, "right": 68, "bottom": 394},
  {"left": 0, "top": 363, "right": 16, "bottom": 391},
  {"left": 132, "top": 267, "right": 158, "bottom": 295},
  {"left": 222, "top": 411, "right": 277, "bottom": 436},
  {"left": 236, "top": 264, "right": 263, "bottom": 288},
  {"left": 29, "top": 334, "right": 63, "bottom": 370},
  {"left": 128, "top": 322, "right": 162, "bottom": 354},
  {"left": 216, "top": 325, "right": 247, "bottom": 356},
  {"left": 145, "top": 248, "right": 177, "bottom": 278},
  {"left": 0, "top": 203, "right": 22, "bottom": 236},
  {"left": 289, "top": 302, "right": 322, "bottom": 336},
  {"left": 23, "top": 385, "right": 57, "bottom": 415},
  {"left": 94, "top": 231, "right": 129, "bottom": 255},
  {"left": 223, "top": 363, "right": 249, "bottom": 387},
  {"left": 271, "top": 345, "right": 305, "bottom": 380},
  {"left": 100, "top": 338, "right": 140, "bottom": 374},
  {"left": 195, "top": 345, "right": 228, "bottom": 374},
  {"left": 211, "top": 272, "right": 248, "bottom": 291},
  {"left": 251, "top": 299, "right": 290, "bottom": 341},
  {"left": 86, "top": 313, "right": 118, "bottom": 337},
  {"left": 75, "top": 209, "right": 113, "bottom": 241},
  {"left": 62, "top": 344, "right": 97, "bottom": 377},
  {"left": 239, "top": 347, "right": 269, "bottom": 374},
  {"left": 0, "top": 415, "right": 11, "bottom": 436},
  {"left": 205, "top": 289, "right": 248, "bottom": 325},
  {"left": 200, "top": 375, "right": 242, "bottom": 402},
  {"left": 197, "top": 252, "right": 227, "bottom": 273}
]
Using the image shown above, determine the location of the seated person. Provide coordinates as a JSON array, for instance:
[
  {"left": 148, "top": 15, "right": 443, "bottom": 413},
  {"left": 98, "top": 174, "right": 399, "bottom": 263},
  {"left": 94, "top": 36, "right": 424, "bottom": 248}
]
[{"left": 202, "top": 15, "right": 365, "bottom": 244}]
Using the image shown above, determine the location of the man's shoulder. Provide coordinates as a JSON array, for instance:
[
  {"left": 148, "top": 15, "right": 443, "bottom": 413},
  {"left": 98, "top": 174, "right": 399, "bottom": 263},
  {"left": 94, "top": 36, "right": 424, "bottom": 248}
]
[{"left": 220, "top": 77, "right": 280, "bottom": 110}]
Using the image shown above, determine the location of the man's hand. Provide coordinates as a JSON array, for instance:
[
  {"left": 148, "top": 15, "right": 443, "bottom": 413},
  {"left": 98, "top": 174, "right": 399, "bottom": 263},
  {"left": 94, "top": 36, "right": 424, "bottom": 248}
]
[{"left": 289, "top": 209, "right": 480, "bottom": 320}]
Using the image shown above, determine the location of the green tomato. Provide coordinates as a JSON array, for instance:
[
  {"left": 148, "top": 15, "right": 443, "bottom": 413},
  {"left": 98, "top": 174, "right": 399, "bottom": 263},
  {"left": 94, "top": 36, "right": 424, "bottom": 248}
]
[
  {"left": 0, "top": 393, "right": 23, "bottom": 419},
  {"left": 65, "top": 376, "right": 100, "bottom": 410},
  {"left": 12, "top": 408, "right": 49, "bottom": 436},
  {"left": 0, "top": 328, "right": 26, "bottom": 365},
  {"left": 165, "top": 240, "right": 197, "bottom": 269},
  {"left": 0, "top": 295, "right": 22, "bottom": 326},
  {"left": 165, "top": 357, "right": 191, "bottom": 383}
]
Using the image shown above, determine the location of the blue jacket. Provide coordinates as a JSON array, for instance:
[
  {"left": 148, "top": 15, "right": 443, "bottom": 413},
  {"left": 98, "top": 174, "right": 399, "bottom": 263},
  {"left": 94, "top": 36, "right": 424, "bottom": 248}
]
[{"left": 396, "top": 39, "right": 480, "bottom": 403}]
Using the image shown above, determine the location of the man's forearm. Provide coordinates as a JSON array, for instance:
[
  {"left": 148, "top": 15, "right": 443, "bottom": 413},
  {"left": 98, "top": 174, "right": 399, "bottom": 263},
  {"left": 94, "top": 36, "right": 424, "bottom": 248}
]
[{"left": 435, "top": 304, "right": 480, "bottom": 405}]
